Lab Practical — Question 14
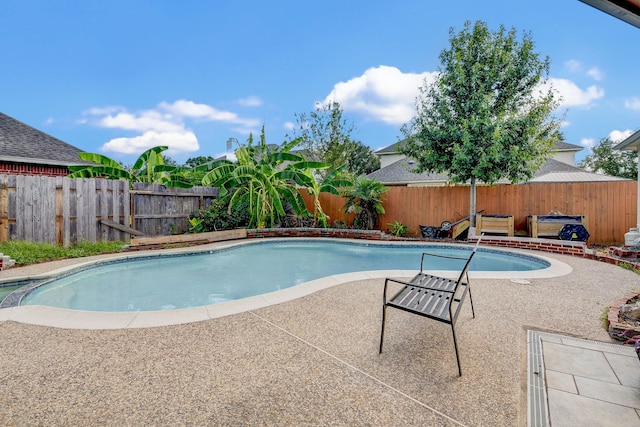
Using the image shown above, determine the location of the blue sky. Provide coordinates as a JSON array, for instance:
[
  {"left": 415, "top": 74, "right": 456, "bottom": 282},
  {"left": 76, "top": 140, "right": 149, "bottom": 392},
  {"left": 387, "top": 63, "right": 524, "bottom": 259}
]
[{"left": 1, "top": 0, "right": 639, "bottom": 165}]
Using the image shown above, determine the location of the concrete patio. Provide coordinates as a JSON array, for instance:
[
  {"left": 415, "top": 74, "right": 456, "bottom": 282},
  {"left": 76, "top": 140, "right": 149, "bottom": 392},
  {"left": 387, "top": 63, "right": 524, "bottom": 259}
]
[{"left": 0, "top": 242, "right": 639, "bottom": 425}]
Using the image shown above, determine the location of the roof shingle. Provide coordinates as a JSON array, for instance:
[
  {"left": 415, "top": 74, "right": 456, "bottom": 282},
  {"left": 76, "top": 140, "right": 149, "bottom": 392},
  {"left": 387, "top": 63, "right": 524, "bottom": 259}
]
[{"left": 0, "top": 112, "right": 91, "bottom": 166}]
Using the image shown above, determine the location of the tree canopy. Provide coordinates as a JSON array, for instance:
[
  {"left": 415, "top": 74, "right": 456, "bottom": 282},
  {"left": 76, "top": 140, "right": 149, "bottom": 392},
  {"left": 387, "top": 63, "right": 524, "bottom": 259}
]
[
  {"left": 579, "top": 137, "right": 638, "bottom": 180},
  {"left": 288, "top": 101, "right": 378, "bottom": 177},
  {"left": 401, "top": 20, "right": 562, "bottom": 225}
]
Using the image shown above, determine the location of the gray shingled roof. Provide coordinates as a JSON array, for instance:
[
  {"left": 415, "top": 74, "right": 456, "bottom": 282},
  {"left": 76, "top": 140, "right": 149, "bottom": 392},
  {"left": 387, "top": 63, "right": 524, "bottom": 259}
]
[
  {"left": 528, "top": 159, "right": 629, "bottom": 182},
  {"left": 375, "top": 139, "right": 583, "bottom": 155},
  {"left": 375, "top": 139, "right": 406, "bottom": 155},
  {"left": 0, "top": 112, "right": 92, "bottom": 166},
  {"left": 368, "top": 157, "right": 626, "bottom": 185},
  {"left": 366, "top": 158, "right": 448, "bottom": 184},
  {"left": 552, "top": 141, "right": 583, "bottom": 152}
]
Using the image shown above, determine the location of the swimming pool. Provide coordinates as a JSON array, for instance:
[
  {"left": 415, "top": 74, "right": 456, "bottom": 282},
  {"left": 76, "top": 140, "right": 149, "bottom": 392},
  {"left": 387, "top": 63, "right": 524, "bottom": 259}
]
[{"left": 16, "top": 239, "right": 554, "bottom": 312}]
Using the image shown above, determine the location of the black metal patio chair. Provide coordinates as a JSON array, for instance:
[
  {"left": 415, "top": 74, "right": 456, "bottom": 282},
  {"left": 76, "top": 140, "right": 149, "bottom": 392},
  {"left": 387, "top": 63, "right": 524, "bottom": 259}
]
[{"left": 379, "top": 238, "right": 481, "bottom": 376}]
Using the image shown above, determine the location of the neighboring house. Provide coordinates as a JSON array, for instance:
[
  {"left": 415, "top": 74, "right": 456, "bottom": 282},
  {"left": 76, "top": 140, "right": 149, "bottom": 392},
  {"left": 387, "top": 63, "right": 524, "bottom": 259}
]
[
  {"left": 0, "top": 112, "right": 92, "bottom": 177},
  {"left": 367, "top": 139, "right": 628, "bottom": 186}
]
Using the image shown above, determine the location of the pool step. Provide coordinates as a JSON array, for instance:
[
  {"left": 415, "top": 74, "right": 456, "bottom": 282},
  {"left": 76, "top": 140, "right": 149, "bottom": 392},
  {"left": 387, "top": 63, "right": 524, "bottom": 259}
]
[{"left": 0, "top": 253, "right": 16, "bottom": 270}]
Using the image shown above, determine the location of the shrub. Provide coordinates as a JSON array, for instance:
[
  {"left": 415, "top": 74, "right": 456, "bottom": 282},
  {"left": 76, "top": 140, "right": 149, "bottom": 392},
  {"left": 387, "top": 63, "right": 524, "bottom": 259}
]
[
  {"left": 189, "top": 197, "right": 250, "bottom": 233},
  {"left": 387, "top": 220, "right": 409, "bottom": 237}
]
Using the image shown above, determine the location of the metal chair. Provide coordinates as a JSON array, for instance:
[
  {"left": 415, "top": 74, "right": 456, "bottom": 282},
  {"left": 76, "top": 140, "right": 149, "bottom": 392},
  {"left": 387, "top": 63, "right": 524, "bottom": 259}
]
[{"left": 379, "top": 240, "right": 480, "bottom": 376}]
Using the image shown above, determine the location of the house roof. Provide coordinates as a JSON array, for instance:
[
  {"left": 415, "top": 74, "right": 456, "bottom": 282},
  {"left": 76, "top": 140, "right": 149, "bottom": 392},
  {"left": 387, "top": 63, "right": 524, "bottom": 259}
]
[
  {"left": 366, "top": 157, "right": 448, "bottom": 185},
  {"left": 0, "top": 112, "right": 92, "bottom": 167},
  {"left": 367, "top": 157, "right": 627, "bottom": 185},
  {"left": 528, "top": 159, "right": 629, "bottom": 182},
  {"left": 579, "top": 0, "right": 640, "bottom": 29},
  {"left": 553, "top": 141, "right": 583, "bottom": 152},
  {"left": 614, "top": 127, "right": 640, "bottom": 151},
  {"left": 375, "top": 139, "right": 583, "bottom": 155},
  {"left": 375, "top": 140, "right": 406, "bottom": 155}
]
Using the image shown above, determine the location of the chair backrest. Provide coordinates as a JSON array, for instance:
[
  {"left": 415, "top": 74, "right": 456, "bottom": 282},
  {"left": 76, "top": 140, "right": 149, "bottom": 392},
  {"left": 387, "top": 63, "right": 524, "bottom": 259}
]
[{"left": 454, "top": 234, "right": 483, "bottom": 286}]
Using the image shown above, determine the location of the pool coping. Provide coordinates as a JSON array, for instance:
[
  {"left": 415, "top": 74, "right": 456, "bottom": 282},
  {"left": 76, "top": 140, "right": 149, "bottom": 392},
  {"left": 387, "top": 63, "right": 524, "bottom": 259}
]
[{"left": 0, "top": 238, "right": 572, "bottom": 330}]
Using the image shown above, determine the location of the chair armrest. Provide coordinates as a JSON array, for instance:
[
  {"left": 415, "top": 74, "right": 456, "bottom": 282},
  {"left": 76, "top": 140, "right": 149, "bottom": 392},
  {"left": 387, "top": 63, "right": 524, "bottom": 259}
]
[{"left": 420, "top": 251, "right": 471, "bottom": 272}]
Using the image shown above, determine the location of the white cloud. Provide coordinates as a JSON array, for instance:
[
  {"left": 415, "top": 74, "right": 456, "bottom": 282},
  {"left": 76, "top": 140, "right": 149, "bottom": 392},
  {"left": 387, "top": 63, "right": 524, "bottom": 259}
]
[
  {"left": 546, "top": 78, "right": 604, "bottom": 108},
  {"left": 236, "top": 96, "right": 263, "bottom": 107},
  {"left": 99, "top": 111, "right": 184, "bottom": 133},
  {"left": 324, "top": 65, "right": 604, "bottom": 125},
  {"left": 586, "top": 67, "right": 604, "bottom": 81},
  {"left": 102, "top": 131, "right": 199, "bottom": 155},
  {"left": 84, "top": 99, "right": 262, "bottom": 155},
  {"left": 625, "top": 97, "right": 640, "bottom": 111},
  {"left": 283, "top": 121, "right": 295, "bottom": 131},
  {"left": 609, "top": 129, "right": 633, "bottom": 143},
  {"left": 85, "top": 106, "right": 125, "bottom": 116},
  {"left": 159, "top": 100, "right": 261, "bottom": 127},
  {"left": 580, "top": 137, "right": 596, "bottom": 149},
  {"left": 324, "top": 65, "right": 437, "bottom": 125},
  {"left": 564, "top": 60, "right": 604, "bottom": 81},
  {"left": 565, "top": 59, "right": 582, "bottom": 73}
]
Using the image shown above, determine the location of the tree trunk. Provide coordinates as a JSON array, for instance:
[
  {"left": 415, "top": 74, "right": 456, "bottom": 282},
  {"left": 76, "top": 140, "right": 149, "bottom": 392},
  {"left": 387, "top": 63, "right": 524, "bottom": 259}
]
[{"left": 469, "top": 177, "right": 477, "bottom": 229}]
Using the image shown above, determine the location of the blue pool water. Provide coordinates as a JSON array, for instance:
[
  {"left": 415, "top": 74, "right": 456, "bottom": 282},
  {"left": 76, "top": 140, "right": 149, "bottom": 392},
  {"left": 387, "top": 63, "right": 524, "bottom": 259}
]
[{"left": 19, "top": 239, "right": 549, "bottom": 312}]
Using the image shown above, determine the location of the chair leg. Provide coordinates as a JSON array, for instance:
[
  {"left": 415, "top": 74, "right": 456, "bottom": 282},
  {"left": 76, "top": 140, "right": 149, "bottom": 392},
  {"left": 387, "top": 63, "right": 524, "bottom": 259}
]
[
  {"left": 379, "top": 305, "right": 387, "bottom": 353},
  {"left": 468, "top": 286, "right": 475, "bottom": 319},
  {"left": 451, "top": 324, "right": 462, "bottom": 376}
]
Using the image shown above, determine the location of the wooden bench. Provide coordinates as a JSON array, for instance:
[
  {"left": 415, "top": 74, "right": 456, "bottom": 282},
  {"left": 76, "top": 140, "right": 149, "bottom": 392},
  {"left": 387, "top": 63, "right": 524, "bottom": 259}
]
[
  {"left": 528, "top": 215, "right": 588, "bottom": 239},
  {"left": 475, "top": 214, "right": 514, "bottom": 236}
]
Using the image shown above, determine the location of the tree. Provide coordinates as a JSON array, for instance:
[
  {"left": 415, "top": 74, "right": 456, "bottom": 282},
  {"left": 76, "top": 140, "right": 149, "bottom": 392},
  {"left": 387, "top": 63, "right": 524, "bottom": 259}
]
[
  {"left": 181, "top": 155, "right": 217, "bottom": 186},
  {"left": 184, "top": 156, "right": 215, "bottom": 168},
  {"left": 199, "top": 128, "right": 330, "bottom": 228},
  {"left": 579, "top": 137, "right": 638, "bottom": 180},
  {"left": 346, "top": 140, "right": 380, "bottom": 176},
  {"left": 68, "top": 146, "right": 193, "bottom": 188},
  {"left": 289, "top": 101, "right": 367, "bottom": 177},
  {"left": 342, "top": 176, "right": 387, "bottom": 230},
  {"left": 401, "top": 20, "right": 561, "bottom": 228}
]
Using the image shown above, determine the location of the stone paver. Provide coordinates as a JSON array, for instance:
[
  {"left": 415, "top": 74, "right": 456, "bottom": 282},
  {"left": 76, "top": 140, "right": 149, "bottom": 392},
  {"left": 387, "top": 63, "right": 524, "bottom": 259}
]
[{"left": 540, "top": 334, "right": 640, "bottom": 427}]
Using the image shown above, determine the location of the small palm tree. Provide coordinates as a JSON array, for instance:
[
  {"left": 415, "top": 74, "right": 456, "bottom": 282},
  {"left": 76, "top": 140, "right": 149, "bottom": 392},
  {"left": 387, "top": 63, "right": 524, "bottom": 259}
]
[{"left": 342, "top": 176, "right": 387, "bottom": 230}]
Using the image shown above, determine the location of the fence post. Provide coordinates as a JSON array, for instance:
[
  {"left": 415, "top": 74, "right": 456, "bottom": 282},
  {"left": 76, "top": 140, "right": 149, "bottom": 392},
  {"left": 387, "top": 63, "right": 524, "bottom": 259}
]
[
  {"left": 0, "top": 176, "right": 8, "bottom": 243},
  {"left": 55, "top": 177, "right": 63, "bottom": 245}
]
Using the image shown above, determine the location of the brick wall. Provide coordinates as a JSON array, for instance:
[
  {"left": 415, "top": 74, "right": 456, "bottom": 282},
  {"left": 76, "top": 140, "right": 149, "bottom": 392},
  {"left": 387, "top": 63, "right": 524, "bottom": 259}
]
[{"left": 0, "top": 162, "right": 69, "bottom": 177}]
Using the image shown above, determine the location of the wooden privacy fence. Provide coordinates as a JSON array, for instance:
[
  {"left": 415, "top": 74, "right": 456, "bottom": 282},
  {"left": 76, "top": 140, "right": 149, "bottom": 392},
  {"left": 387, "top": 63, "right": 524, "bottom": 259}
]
[
  {"left": 131, "top": 182, "right": 218, "bottom": 237},
  {"left": 302, "top": 181, "right": 638, "bottom": 246},
  {"left": 0, "top": 174, "right": 217, "bottom": 246},
  {"left": 1, "top": 174, "right": 637, "bottom": 247}
]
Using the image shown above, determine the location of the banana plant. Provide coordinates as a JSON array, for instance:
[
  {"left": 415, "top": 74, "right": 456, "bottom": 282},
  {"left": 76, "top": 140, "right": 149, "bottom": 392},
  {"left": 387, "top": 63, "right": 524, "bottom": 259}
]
[
  {"left": 291, "top": 164, "right": 353, "bottom": 228},
  {"left": 198, "top": 129, "right": 329, "bottom": 228},
  {"left": 68, "top": 146, "right": 193, "bottom": 188}
]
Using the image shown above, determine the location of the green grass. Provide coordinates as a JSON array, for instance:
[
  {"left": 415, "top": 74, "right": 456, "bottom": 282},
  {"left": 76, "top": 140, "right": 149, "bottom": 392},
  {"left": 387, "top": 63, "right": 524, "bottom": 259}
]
[{"left": 0, "top": 240, "right": 126, "bottom": 266}]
